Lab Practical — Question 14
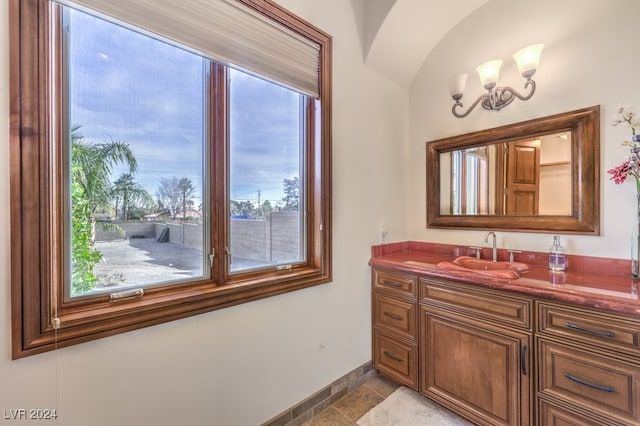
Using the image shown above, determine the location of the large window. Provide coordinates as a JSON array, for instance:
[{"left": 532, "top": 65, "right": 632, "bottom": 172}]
[
  {"left": 228, "top": 69, "right": 306, "bottom": 274},
  {"left": 10, "top": 0, "right": 332, "bottom": 359},
  {"left": 65, "top": 6, "right": 209, "bottom": 297}
]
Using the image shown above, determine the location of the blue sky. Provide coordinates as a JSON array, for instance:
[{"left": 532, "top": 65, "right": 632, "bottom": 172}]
[{"left": 68, "top": 6, "right": 301, "bottom": 209}]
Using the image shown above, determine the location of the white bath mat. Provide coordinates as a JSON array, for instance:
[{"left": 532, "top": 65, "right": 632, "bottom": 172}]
[{"left": 357, "top": 386, "right": 473, "bottom": 426}]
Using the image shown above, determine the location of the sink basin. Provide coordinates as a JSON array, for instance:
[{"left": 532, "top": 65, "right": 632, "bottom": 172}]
[
  {"left": 436, "top": 256, "right": 528, "bottom": 279},
  {"left": 453, "top": 256, "right": 529, "bottom": 272}
]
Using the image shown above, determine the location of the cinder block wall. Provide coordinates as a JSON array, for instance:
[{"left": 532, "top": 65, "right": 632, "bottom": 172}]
[{"left": 95, "top": 212, "right": 300, "bottom": 263}]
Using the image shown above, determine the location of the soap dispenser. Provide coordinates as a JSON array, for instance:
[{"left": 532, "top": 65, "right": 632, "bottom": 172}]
[{"left": 549, "top": 235, "right": 567, "bottom": 271}]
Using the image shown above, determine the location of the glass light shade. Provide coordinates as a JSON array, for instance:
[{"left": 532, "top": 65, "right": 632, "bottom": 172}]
[
  {"left": 476, "top": 59, "right": 502, "bottom": 91},
  {"left": 448, "top": 73, "right": 468, "bottom": 98},
  {"left": 513, "top": 43, "right": 543, "bottom": 78}
]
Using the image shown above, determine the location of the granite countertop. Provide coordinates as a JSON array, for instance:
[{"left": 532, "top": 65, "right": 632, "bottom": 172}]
[{"left": 370, "top": 241, "right": 640, "bottom": 317}]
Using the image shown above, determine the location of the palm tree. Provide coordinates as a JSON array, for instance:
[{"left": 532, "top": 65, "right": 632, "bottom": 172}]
[
  {"left": 70, "top": 127, "right": 138, "bottom": 294},
  {"left": 111, "top": 173, "right": 153, "bottom": 221},
  {"left": 177, "top": 177, "right": 196, "bottom": 219},
  {"left": 71, "top": 128, "right": 138, "bottom": 216}
]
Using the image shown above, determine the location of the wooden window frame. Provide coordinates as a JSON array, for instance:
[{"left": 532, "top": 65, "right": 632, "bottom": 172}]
[{"left": 9, "top": 0, "right": 332, "bottom": 359}]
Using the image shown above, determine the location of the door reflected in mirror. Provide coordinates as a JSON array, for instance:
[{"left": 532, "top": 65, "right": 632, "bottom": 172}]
[{"left": 439, "top": 131, "right": 572, "bottom": 216}]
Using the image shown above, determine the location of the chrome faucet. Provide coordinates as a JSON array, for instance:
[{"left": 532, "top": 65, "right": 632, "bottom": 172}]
[{"left": 484, "top": 231, "right": 497, "bottom": 262}]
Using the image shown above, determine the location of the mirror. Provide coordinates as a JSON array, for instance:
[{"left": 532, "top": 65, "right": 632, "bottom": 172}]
[
  {"left": 439, "top": 131, "right": 573, "bottom": 216},
  {"left": 426, "top": 106, "right": 600, "bottom": 234}
]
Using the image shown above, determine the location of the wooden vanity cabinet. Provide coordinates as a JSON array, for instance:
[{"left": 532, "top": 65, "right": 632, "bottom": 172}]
[
  {"left": 420, "top": 278, "right": 533, "bottom": 426},
  {"left": 371, "top": 265, "right": 640, "bottom": 425},
  {"left": 536, "top": 302, "right": 640, "bottom": 425},
  {"left": 372, "top": 269, "right": 418, "bottom": 389}
]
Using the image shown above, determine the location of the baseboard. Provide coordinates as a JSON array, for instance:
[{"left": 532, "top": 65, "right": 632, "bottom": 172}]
[{"left": 261, "top": 360, "right": 375, "bottom": 426}]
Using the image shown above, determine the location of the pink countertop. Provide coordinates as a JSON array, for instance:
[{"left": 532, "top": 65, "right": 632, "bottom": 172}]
[{"left": 369, "top": 241, "right": 640, "bottom": 317}]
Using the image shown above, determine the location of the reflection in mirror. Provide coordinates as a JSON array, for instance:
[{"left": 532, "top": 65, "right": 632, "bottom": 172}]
[
  {"left": 426, "top": 106, "right": 600, "bottom": 234},
  {"left": 439, "top": 131, "right": 572, "bottom": 216},
  {"left": 440, "top": 146, "right": 490, "bottom": 215}
]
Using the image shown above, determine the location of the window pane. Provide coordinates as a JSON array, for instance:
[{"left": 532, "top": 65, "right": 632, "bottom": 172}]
[
  {"left": 64, "top": 6, "right": 209, "bottom": 297},
  {"left": 228, "top": 69, "right": 306, "bottom": 273}
]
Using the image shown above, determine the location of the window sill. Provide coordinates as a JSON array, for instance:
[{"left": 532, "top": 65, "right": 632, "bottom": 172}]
[{"left": 14, "top": 268, "right": 330, "bottom": 359}]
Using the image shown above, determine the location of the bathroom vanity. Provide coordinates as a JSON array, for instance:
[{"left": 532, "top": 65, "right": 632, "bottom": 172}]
[{"left": 370, "top": 241, "right": 640, "bottom": 426}]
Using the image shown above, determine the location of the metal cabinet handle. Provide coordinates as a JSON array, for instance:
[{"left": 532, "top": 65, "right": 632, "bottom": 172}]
[
  {"left": 383, "top": 311, "right": 403, "bottom": 321},
  {"left": 520, "top": 344, "right": 527, "bottom": 375},
  {"left": 564, "top": 373, "right": 615, "bottom": 393},
  {"left": 565, "top": 322, "right": 615, "bottom": 338},
  {"left": 383, "top": 351, "right": 403, "bottom": 362},
  {"left": 382, "top": 280, "right": 403, "bottom": 288}
]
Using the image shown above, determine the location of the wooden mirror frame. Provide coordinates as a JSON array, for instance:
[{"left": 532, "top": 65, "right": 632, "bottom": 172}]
[{"left": 426, "top": 106, "right": 600, "bottom": 234}]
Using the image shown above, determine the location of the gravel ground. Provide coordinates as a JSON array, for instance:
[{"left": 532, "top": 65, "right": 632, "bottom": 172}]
[{"left": 94, "top": 237, "right": 205, "bottom": 288}]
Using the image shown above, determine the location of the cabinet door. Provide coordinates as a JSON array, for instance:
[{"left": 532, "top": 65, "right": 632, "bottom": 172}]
[{"left": 421, "top": 307, "right": 531, "bottom": 426}]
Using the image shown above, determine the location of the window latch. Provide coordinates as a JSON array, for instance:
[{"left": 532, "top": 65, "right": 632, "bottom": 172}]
[
  {"left": 110, "top": 288, "right": 144, "bottom": 302},
  {"left": 276, "top": 264, "right": 293, "bottom": 271}
]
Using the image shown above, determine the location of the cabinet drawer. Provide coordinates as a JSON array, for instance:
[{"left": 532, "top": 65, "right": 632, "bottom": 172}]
[
  {"left": 538, "top": 339, "right": 640, "bottom": 424},
  {"left": 538, "top": 398, "right": 618, "bottom": 426},
  {"left": 373, "top": 293, "right": 416, "bottom": 339},
  {"left": 421, "top": 279, "right": 531, "bottom": 330},
  {"left": 373, "top": 270, "right": 417, "bottom": 298},
  {"left": 373, "top": 330, "right": 417, "bottom": 389},
  {"left": 537, "top": 302, "right": 640, "bottom": 356}
]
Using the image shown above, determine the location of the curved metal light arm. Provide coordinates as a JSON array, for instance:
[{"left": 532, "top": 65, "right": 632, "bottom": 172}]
[
  {"left": 452, "top": 93, "right": 489, "bottom": 118},
  {"left": 505, "top": 78, "right": 536, "bottom": 101},
  {"left": 451, "top": 78, "right": 537, "bottom": 118}
]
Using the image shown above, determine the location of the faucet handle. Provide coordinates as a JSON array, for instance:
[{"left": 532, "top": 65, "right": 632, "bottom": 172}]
[
  {"left": 507, "top": 249, "right": 522, "bottom": 262},
  {"left": 468, "top": 246, "right": 483, "bottom": 259}
]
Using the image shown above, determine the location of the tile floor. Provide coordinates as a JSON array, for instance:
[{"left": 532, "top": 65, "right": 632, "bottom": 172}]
[{"left": 303, "top": 374, "right": 401, "bottom": 425}]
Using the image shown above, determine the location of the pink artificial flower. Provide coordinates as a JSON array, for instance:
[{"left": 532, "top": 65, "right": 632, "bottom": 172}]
[{"left": 608, "top": 160, "right": 632, "bottom": 184}]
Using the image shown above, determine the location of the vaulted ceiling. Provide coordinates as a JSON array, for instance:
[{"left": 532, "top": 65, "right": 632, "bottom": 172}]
[{"left": 359, "top": 0, "right": 490, "bottom": 88}]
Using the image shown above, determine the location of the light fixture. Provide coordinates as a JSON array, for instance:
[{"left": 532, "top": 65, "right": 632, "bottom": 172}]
[{"left": 450, "top": 43, "right": 543, "bottom": 118}]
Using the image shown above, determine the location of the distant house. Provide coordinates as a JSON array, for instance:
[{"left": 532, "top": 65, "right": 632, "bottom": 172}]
[
  {"left": 143, "top": 212, "right": 165, "bottom": 222},
  {"left": 180, "top": 210, "right": 202, "bottom": 220}
]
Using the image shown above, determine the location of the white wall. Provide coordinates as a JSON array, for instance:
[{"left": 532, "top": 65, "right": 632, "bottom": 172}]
[
  {"left": 0, "top": 1, "right": 408, "bottom": 425},
  {"left": 7, "top": 0, "right": 636, "bottom": 423},
  {"left": 409, "top": 0, "right": 640, "bottom": 258}
]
